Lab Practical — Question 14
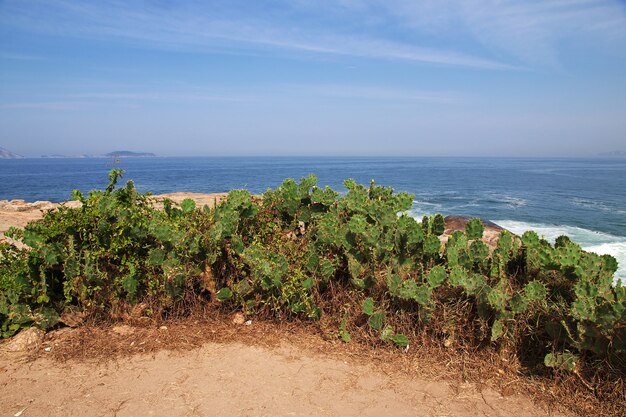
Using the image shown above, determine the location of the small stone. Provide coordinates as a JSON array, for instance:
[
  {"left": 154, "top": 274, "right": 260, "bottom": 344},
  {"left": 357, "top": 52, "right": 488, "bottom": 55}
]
[
  {"left": 232, "top": 312, "right": 245, "bottom": 325},
  {"left": 159, "top": 325, "right": 168, "bottom": 330},
  {"left": 244, "top": 320, "right": 252, "bottom": 326},
  {"left": 1, "top": 327, "right": 44, "bottom": 352},
  {"left": 111, "top": 325, "right": 134, "bottom": 336},
  {"left": 43, "top": 347, "right": 51, "bottom": 352}
]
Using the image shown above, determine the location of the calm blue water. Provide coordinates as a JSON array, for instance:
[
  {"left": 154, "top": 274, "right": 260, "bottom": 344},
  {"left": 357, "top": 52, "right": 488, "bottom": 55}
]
[{"left": 1, "top": 156, "right": 625, "bottom": 280}]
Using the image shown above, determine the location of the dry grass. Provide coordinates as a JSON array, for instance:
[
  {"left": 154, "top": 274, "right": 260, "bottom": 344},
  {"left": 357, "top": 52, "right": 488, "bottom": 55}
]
[{"left": 26, "top": 308, "right": 622, "bottom": 417}]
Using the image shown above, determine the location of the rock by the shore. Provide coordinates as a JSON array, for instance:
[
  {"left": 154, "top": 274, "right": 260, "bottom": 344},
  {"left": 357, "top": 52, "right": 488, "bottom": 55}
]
[
  {"left": 0, "top": 146, "right": 23, "bottom": 159},
  {"left": 442, "top": 215, "right": 507, "bottom": 252}
]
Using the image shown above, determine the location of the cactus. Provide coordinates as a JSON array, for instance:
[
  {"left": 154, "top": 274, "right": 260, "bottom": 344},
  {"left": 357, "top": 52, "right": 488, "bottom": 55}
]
[
  {"left": 446, "top": 245, "right": 460, "bottom": 268},
  {"left": 4, "top": 170, "right": 626, "bottom": 394},
  {"left": 427, "top": 265, "right": 447, "bottom": 288},
  {"left": 180, "top": 198, "right": 196, "bottom": 214},
  {"left": 544, "top": 352, "right": 577, "bottom": 372},
  {"left": 424, "top": 235, "right": 442, "bottom": 255},
  {"left": 348, "top": 214, "right": 368, "bottom": 234},
  {"left": 496, "top": 230, "right": 513, "bottom": 254},
  {"left": 216, "top": 287, "right": 232, "bottom": 301},
  {"left": 487, "top": 285, "right": 509, "bottom": 312},
  {"left": 522, "top": 230, "right": 540, "bottom": 248},
  {"left": 380, "top": 324, "right": 394, "bottom": 341},
  {"left": 556, "top": 241, "right": 582, "bottom": 268},
  {"left": 510, "top": 293, "right": 529, "bottom": 314},
  {"left": 432, "top": 214, "right": 445, "bottom": 236},
  {"left": 555, "top": 235, "right": 572, "bottom": 248},
  {"left": 311, "top": 186, "right": 338, "bottom": 207},
  {"left": 449, "top": 265, "right": 469, "bottom": 287},
  {"left": 465, "top": 218, "right": 484, "bottom": 240},
  {"left": 391, "top": 333, "right": 409, "bottom": 348},
  {"left": 469, "top": 240, "right": 489, "bottom": 264},
  {"left": 421, "top": 215, "right": 430, "bottom": 235},
  {"left": 347, "top": 254, "right": 365, "bottom": 280},
  {"left": 362, "top": 297, "right": 375, "bottom": 315},
  {"left": 368, "top": 312, "right": 385, "bottom": 331},
  {"left": 319, "top": 258, "right": 335, "bottom": 281},
  {"left": 524, "top": 281, "right": 547, "bottom": 302},
  {"left": 491, "top": 319, "right": 505, "bottom": 341},
  {"left": 242, "top": 245, "right": 289, "bottom": 290}
]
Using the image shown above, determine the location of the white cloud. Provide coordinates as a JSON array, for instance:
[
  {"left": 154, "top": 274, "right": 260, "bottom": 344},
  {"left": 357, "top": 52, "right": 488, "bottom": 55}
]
[
  {"left": 387, "top": 0, "right": 626, "bottom": 67},
  {"left": 1, "top": 101, "right": 84, "bottom": 110},
  {"left": 1, "top": 1, "right": 624, "bottom": 71},
  {"left": 0, "top": 0, "right": 515, "bottom": 70}
]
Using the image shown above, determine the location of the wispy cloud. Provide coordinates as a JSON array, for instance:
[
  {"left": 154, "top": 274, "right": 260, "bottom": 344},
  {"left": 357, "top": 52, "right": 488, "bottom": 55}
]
[
  {"left": 2, "top": 83, "right": 461, "bottom": 110},
  {"left": 381, "top": 0, "right": 626, "bottom": 67},
  {"left": 2, "top": 1, "right": 624, "bottom": 71},
  {"left": 1, "top": 101, "right": 86, "bottom": 110},
  {"left": 0, "top": 93, "right": 254, "bottom": 110},
  {"left": 0, "top": 0, "right": 516, "bottom": 70},
  {"left": 279, "top": 84, "right": 464, "bottom": 103},
  {"left": 66, "top": 92, "right": 255, "bottom": 102},
  {"left": 0, "top": 52, "right": 44, "bottom": 61}
]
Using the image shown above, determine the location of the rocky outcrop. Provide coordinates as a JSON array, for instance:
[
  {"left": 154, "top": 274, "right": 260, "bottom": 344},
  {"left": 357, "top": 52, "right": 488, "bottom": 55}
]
[
  {"left": 442, "top": 215, "right": 507, "bottom": 252},
  {"left": 0, "top": 147, "right": 23, "bottom": 159}
]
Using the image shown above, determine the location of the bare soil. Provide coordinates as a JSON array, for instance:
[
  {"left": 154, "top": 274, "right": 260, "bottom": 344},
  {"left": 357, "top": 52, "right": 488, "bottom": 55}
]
[{"left": 0, "top": 318, "right": 570, "bottom": 417}]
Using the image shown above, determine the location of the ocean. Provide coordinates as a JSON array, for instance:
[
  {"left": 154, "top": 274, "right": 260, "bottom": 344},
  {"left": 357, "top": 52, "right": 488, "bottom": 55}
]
[{"left": 1, "top": 156, "right": 625, "bottom": 281}]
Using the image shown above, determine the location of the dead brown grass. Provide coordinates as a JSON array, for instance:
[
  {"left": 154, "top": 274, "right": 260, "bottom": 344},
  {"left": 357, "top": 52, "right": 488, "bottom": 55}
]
[{"left": 24, "top": 308, "right": 621, "bottom": 417}]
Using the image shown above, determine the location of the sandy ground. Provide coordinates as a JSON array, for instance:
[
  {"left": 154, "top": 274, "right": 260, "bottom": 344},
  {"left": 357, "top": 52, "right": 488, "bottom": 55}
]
[
  {"left": 0, "top": 195, "right": 565, "bottom": 417},
  {"left": 0, "top": 328, "right": 562, "bottom": 417}
]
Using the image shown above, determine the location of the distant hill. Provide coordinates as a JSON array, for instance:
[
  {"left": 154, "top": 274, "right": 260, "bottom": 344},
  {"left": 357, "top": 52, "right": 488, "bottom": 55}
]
[
  {"left": 105, "top": 151, "right": 156, "bottom": 158},
  {"left": 0, "top": 147, "right": 23, "bottom": 159}
]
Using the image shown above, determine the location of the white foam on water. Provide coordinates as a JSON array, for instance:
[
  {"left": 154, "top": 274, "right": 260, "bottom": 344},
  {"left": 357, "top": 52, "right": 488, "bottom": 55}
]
[
  {"left": 410, "top": 200, "right": 444, "bottom": 219},
  {"left": 570, "top": 198, "right": 626, "bottom": 215},
  {"left": 493, "top": 220, "right": 625, "bottom": 284},
  {"left": 484, "top": 192, "right": 528, "bottom": 208}
]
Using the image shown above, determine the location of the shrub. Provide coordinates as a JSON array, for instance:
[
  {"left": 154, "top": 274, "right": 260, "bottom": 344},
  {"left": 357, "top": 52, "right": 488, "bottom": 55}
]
[{"left": 0, "top": 170, "right": 623, "bottom": 382}]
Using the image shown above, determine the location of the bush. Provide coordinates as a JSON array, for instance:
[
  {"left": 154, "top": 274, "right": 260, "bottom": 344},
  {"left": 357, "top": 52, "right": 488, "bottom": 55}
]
[{"left": 1, "top": 170, "right": 624, "bottom": 380}]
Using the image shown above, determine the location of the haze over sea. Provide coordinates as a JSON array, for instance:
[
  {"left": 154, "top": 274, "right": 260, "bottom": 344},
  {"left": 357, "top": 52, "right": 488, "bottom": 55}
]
[{"left": 1, "top": 156, "right": 624, "bottom": 281}]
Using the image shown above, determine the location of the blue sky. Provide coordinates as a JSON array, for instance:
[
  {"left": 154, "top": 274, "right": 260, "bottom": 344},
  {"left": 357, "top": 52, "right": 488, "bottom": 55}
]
[{"left": 1, "top": 0, "right": 625, "bottom": 156}]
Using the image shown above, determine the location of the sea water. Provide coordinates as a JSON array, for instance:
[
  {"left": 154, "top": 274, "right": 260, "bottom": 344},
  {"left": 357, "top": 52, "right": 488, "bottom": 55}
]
[{"left": 1, "top": 156, "right": 624, "bottom": 281}]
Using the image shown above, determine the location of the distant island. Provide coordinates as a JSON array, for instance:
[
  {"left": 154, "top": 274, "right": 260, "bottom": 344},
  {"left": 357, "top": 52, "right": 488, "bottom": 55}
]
[
  {"left": 105, "top": 151, "right": 156, "bottom": 158},
  {"left": 39, "top": 151, "right": 157, "bottom": 159},
  {"left": 0, "top": 146, "right": 23, "bottom": 159}
]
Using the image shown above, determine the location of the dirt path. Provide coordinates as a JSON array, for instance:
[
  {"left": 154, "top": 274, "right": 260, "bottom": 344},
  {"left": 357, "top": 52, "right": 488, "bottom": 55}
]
[{"left": 0, "top": 336, "right": 560, "bottom": 417}]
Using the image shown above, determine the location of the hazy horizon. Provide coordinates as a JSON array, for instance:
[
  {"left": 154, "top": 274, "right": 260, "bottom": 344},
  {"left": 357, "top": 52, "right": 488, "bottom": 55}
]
[
  {"left": 1, "top": 1, "right": 626, "bottom": 157},
  {"left": 2, "top": 148, "right": 626, "bottom": 158}
]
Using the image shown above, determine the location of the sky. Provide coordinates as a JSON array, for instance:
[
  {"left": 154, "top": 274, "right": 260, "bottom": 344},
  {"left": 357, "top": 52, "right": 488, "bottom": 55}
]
[{"left": 1, "top": 0, "right": 625, "bottom": 157}]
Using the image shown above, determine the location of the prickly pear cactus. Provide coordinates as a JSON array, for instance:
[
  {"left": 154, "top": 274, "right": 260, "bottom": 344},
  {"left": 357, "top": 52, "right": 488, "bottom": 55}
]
[{"left": 465, "top": 218, "right": 484, "bottom": 240}]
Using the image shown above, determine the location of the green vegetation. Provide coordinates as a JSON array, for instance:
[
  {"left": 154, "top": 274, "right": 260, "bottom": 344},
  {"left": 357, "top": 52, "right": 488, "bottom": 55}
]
[{"left": 1, "top": 170, "right": 624, "bottom": 387}]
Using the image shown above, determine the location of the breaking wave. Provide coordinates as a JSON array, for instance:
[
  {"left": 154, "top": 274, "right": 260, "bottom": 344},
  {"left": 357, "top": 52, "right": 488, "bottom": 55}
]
[{"left": 493, "top": 220, "right": 625, "bottom": 284}]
